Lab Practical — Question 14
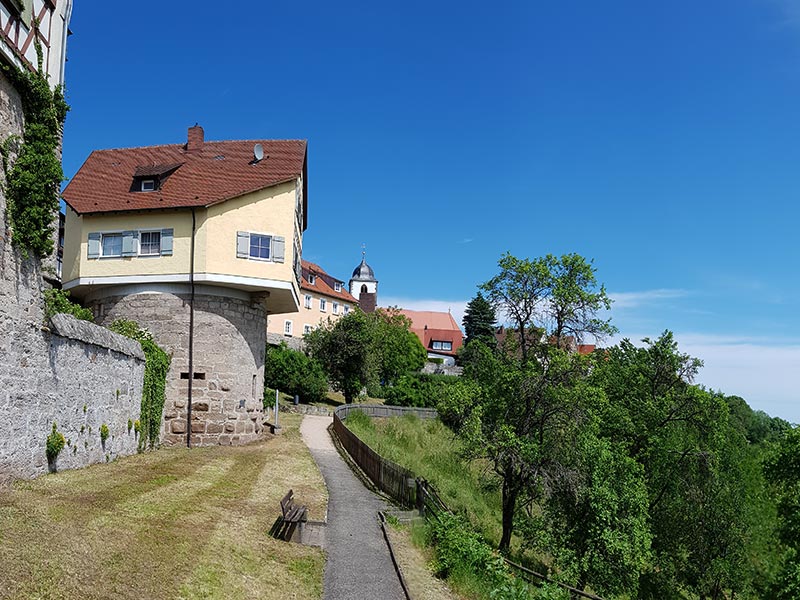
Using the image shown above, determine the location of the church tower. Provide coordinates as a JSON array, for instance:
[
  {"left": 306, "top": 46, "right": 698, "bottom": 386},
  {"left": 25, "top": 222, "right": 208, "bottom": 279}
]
[{"left": 349, "top": 247, "right": 378, "bottom": 313}]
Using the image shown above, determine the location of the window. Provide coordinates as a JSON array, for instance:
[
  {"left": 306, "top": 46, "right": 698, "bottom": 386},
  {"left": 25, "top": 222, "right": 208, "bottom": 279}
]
[
  {"left": 101, "top": 233, "right": 122, "bottom": 257},
  {"left": 308, "top": 274, "right": 316, "bottom": 285},
  {"left": 237, "top": 231, "right": 284, "bottom": 263},
  {"left": 334, "top": 282, "right": 342, "bottom": 292},
  {"left": 250, "top": 234, "right": 271, "bottom": 259},
  {"left": 343, "top": 305, "right": 350, "bottom": 315},
  {"left": 141, "top": 179, "right": 156, "bottom": 192},
  {"left": 320, "top": 298, "right": 327, "bottom": 312},
  {"left": 304, "top": 295, "right": 312, "bottom": 309},
  {"left": 333, "top": 302, "right": 339, "bottom": 314},
  {"left": 139, "top": 231, "right": 161, "bottom": 255},
  {"left": 284, "top": 320, "right": 293, "bottom": 336},
  {"left": 88, "top": 229, "right": 173, "bottom": 260},
  {"left": 303, "top": 324, "right": 313, "bottom": 335},
  {"left": 432, "top": 341, "right": 453, "bottom": 351}
]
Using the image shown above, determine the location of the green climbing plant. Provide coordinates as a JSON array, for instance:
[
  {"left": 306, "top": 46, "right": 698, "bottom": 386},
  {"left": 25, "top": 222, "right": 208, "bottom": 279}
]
[
  {"left": 0, "top": 36, "right": 69, "bottom": 258},
  {"left": 45, "top": 421, "right": 65, "bottom": 469},
  {"left": 108, "top": 319, "right": 170, "bottom": 451}
]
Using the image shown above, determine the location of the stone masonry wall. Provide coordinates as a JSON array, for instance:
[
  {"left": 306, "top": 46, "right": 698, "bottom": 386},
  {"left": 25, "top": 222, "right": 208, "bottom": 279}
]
[
  {"left": 90, "top": 291, "right": 266, "bottom": 446},
  {"left": 0, "top": 314, "right": 146, "bottom": 480}
]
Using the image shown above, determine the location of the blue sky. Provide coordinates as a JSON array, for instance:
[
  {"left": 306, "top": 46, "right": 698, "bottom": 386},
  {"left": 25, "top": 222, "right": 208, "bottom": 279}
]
[{"left": 62, "top": 1, "right": 799, "bottom": 422}]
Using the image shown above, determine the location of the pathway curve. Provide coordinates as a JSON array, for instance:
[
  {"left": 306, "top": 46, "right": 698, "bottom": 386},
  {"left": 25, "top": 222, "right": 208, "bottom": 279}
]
[{"left": 300, "top": 414, "right": 405, "bottom": 600}]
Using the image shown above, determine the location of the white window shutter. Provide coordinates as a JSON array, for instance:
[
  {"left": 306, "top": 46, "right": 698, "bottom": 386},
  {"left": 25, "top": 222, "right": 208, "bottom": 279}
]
[
  {"left": 237, "top": 231, "right": 250, "bottom": 258},
  {"left": 160, "top": 229, "right": 174, "bottom": 255},
  {"left": 272, "top": 236, "right": 285, "bottom": 263},
  {"left": 121, "top": 231, "right": 137, "bottom": 256},
  {"left": 87, "top": 232, "right": 101, "bottom": 259}
]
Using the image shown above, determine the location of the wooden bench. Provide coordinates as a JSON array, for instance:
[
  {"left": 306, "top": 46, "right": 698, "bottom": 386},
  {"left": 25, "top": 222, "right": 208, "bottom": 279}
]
[{"left": 269, "top": 489, "right": 308, "bottom": 542}]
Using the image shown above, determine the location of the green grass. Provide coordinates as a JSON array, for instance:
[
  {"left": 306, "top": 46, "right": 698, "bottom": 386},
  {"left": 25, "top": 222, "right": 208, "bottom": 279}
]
[
  {"left": 344, "top": 412, "right": 504, "bottom": 547},
  {"left": 0, "top": 412, "right": 325, "bottom": 600}
]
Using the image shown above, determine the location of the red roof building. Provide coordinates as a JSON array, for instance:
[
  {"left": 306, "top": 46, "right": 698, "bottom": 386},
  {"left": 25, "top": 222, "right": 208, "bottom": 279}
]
[{"left": 397, "top": 309, "right": 464, "bottom": 364}]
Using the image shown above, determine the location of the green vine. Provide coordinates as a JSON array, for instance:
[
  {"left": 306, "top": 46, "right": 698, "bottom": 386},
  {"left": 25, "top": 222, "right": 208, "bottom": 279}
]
[
  {"left": 108, "top": 319, "right": 171, "bottom": 451},
  {"left": 0, "top": 36, "right": 69, "bottom": 258},
  {"left": 43, "top": 288, "right": 93, "bottom": 322}
]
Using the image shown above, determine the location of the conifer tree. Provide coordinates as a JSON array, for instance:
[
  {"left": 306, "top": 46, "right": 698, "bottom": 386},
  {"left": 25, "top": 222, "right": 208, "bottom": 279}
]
[{"left": 462, "top": 292, "right": 496, "bottom": 347}]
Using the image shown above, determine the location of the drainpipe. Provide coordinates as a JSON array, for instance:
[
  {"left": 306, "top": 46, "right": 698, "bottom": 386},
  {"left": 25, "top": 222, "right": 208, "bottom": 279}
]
[{"left": 187, "top": 207, "right": 197, "bottom": 448}]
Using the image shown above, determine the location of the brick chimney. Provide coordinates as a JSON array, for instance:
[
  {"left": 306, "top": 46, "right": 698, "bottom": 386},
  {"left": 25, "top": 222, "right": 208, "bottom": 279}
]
[{"left": 186, "top": 124, "right": 204, "bottom": 153}]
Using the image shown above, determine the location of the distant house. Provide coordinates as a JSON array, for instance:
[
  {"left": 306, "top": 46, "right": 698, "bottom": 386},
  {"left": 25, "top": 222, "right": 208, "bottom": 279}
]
[
  {"left": 61, "top": 125, "right": 308, "bottom": 446},
  {"left": 267, "top": 259, "right": 357, "bottom": 347},
  {"left": 397, "top": 309, "right": 464, "bottom": 366}
]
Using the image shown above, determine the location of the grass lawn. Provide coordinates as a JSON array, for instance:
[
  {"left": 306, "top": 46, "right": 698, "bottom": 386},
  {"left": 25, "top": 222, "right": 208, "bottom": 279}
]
[
  {"left": 0, "top": 413, "right": 326, "bottom": 600},
  {"left": 343, "top": 412, "right": 505, "bottom": 548}
]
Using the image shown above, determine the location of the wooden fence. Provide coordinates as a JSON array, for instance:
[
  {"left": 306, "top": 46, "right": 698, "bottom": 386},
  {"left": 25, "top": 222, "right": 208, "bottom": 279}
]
[{"left": 332, "top": 404, "right": 606, "bottom": 600}]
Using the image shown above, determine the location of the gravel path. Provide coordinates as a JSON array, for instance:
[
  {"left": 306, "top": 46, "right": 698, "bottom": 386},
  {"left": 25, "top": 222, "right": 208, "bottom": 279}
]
[{"left": 300, "top": 414, "right": 405, "bottom": 600}]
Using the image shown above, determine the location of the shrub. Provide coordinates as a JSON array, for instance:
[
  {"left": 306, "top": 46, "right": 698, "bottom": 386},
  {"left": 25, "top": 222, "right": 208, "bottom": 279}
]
[
  {"left": 99, "top": 423, "right": 109, "bottom": 444},
  {"left": 264, "top": 343, "right": 327, "bottom": 403},
  {"left": 383, "top": 372, "right": 462, "bottom": 408},
  {"left": 45, "top": 422, "right": 65, "bottom": 467},
  {"left": 43, "top": 289, "right": 93, "bottom": 322}
]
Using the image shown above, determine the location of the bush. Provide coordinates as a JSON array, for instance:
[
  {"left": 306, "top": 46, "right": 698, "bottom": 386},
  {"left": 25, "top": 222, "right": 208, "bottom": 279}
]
[
  {"left": 99, "top": 424, "right": 109, "bottom": 444},
  {"left": 45, "top": 422, "right": 65, "bottom": 468},
  {"left": 383, "top": 372, "right": 463, "bottom": 408},
  {"left": 43, "top": 289, "right": 93, "bottom": 322},
  {"left": 264, "top": 343, "right": 327, "bottom": 403}
]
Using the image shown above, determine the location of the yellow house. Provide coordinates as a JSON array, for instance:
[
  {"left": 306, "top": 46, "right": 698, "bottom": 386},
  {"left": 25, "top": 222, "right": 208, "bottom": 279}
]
[
  {"left": 61, "top": 125, "right": 307, "bottom": 446},
  {"left": 267, "top": 259, "right": 357, "bottom": 346}
]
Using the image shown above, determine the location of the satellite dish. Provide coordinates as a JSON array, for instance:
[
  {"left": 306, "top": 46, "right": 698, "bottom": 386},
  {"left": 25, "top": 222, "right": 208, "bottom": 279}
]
[{"left": 253, "top": 144, "right": 264, "bottom": 162}]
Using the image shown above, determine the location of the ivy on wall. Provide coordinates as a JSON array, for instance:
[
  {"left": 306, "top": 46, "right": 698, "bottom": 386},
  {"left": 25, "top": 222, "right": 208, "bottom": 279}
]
[
  {"left": 1, "top": 36, "right": 69, "bottom": 258},
  {"left": 109, "top": 319, "right": 171, "bottom": 451}
]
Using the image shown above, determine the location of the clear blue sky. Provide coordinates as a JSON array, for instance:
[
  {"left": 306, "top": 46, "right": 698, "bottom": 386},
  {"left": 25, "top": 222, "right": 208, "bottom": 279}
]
[{"left": 62, "top": 1, "right": 800, "bottom": 422}]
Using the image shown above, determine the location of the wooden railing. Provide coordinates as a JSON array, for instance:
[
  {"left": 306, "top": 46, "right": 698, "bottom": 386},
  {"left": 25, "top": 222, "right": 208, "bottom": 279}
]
[{"left": 332, "top": 404, "right": 606, "bottom": 600}]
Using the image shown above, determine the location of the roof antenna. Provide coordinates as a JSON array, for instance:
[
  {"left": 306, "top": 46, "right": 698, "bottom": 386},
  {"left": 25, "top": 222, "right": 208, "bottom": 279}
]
[{"left": 253, "top": 143, "right": 264, "bottom": 163}]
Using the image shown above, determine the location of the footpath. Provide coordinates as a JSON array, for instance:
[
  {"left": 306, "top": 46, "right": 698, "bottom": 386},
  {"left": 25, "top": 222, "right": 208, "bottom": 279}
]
[{"left": 300, "top": 414, "right": 405, "bottom": 600}]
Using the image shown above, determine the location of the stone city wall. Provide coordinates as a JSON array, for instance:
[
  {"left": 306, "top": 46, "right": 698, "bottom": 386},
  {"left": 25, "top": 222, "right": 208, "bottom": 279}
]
[
  {"left": 90, "top": 289, "right": 266, "bottom": 446},
  {"left": 0, "top": 314, "right": 146, "bottom": 480}
]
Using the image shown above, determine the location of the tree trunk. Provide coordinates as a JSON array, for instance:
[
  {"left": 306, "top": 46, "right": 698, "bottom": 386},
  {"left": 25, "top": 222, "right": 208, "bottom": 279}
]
[{"left": 499, "top": 478, "right": 519, "bottom": 553}]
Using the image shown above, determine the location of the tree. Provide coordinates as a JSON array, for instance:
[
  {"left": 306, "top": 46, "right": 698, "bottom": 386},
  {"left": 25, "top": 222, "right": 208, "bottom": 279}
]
[
  {"left": 462, "top": 292, "right": 496, "bottom": 347},
  {"left": 305, "top": 310, "right": 373, "bottom": 403},
  {"left": 264, "top": 343, "right": 327, "bottom": 403},
  {"left": 369, "top": 308, "right": 426, "bottom": 387},
  {"left": 480, "top": 253, "right": 614, "bottom": 363}
]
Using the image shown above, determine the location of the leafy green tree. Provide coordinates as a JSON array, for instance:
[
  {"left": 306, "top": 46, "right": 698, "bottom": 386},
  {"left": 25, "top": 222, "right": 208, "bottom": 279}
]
[
  {"left": 305, "top": 309, "right": 373, "bottom": 403},
  {"left": 369, "top": 308, "right": 426, "bottom": 387},
  {"left": 264, "top": 343, "right": 327, "bottom": 402},
  {"left": 462, "top": 292, "right": 496, "bottom": 347},
  {"left": 765, "top": 427, "right": 800, "bottom": 599}
]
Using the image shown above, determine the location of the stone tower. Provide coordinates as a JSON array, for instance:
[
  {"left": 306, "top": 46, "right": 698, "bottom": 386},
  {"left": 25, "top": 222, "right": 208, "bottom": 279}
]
[{"left": 349, "top": 248, "right": 378, "bottom": 313}]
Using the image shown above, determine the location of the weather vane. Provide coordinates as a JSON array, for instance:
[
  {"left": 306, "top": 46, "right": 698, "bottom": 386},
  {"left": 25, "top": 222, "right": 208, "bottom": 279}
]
[{"left": 361, "top": 242, "right": 366, "bottom": 259}]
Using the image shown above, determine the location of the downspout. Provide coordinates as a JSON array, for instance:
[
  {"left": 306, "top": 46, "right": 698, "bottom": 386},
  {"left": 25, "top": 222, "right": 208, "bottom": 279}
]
[{"left": 187, "top": 207, "right": 196, "bottom": 448}]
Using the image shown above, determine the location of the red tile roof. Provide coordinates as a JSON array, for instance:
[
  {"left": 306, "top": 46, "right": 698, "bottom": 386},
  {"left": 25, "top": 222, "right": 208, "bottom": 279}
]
[
  {"left": 397, "top": 309, "right": 464, "bottom": 356},
  {"left": 301, "top": 260, "right": 356, "bottom": 303},
  {"left": 62, "top": 130, "right": 307, "bottom": 224}
]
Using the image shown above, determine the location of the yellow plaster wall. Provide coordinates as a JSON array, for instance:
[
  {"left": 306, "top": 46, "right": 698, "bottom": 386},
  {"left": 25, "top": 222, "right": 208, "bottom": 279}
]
[
  {"left": 266, "top": 293, "right": 355, "bottom": 337},
  {"left": 203, "top": 181, "right": 299, "bottom": 283},
  {"left": 62, "top": 179, "right": 302, "bottom": 301}
]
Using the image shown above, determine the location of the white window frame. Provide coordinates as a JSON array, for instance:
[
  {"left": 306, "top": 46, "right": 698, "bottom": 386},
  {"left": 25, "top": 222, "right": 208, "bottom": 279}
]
[
  {"left": 101, "top": 232, "right": 123, "bottom": 257},
  {"left": 141, "top": 179, "right": 156, "bottom": 192},
  {"left": 319, "top": 298, "right": 327, "bottom": 312},
  {"left": 138, "top": 230, "right": 161, "bottom": 256},
  {"left": 432, "top": 340, "right": 453, "bottom": 351},
  {"left": 304, "top": 295, "right": 312, "bottom": 309},
  {"left": 249, "top": 233, "right": 272, "bottom": 261},
  {"left": 284, "top": 320, "right": 293, "bottom": 336},
  {"left": 333, "top": 302, "right": 339, "bottom": 315},
  {"left": 343, "top": 305, "right": 350, "bottom": 315},
  {"left": 303, "top": 324, "right": 313, "bottom": 335},
  {"left": 334, "top": 282, "right": 342, "bottom": 292},
  {"left": 308, "top": 273, "right": 316, "bottom": 285}
]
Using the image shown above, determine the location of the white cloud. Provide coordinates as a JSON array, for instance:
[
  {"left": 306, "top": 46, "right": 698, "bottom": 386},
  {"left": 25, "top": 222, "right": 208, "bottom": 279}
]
[
  {"left": 381, "top": 296, "right": 468, "bottom": 329},
  {"left": 609, "top": 289, "right": 689, "bottom": 310}
]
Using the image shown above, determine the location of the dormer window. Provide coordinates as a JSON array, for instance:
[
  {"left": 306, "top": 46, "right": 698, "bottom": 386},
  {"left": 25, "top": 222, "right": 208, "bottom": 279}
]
[
  {"left": 141, "top": 179, "right": 155, "bottom": 192},
  {"left": 131, "top": 162, "right": 183, "bottom": 193},
  {"left": 334, "top": 282, "right": 342, "bottom": 292},
  {"left": 308, "top": 274, "right": 316, "bottom": 285}
]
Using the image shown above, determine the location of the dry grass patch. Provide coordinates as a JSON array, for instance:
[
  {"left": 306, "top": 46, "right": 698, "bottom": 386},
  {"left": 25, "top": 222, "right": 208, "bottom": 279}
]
[{"left": 0, "top": 414, "right": 326, "bottom": 600}]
